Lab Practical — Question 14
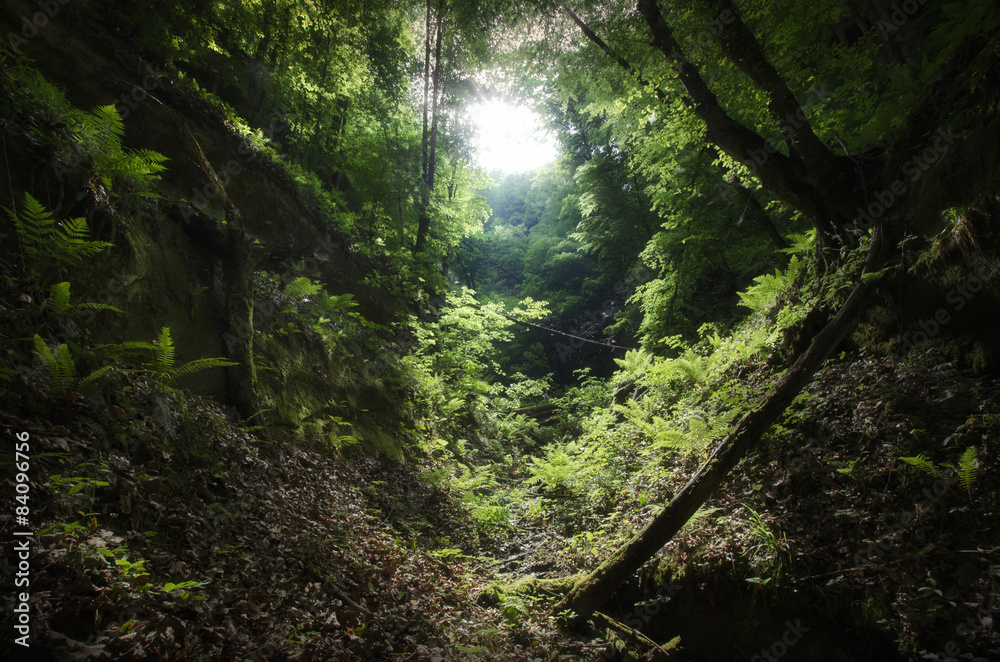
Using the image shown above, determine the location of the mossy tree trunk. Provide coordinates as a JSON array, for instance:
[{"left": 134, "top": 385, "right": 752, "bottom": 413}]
[
  {"left": 220, "top": 203, "right": 259, "bottom": 420},
  {"left": 178, "top": 121, "right": 260, "bottom": 419},
  {"left": 555, "top": 227, "right": 886, "bottom": 629}
]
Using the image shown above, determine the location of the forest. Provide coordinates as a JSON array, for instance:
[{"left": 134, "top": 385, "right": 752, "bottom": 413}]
[{"left": 0, "top": 0, "right": 998, "bottom": 660}]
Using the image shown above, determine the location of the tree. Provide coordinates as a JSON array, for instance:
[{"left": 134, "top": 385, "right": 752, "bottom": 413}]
[
  {"left": 415, "top": 0, "right": 448, "bottom": 252},
  {"left": 542, "top": 0, "right": 998, "bottom": 626}
]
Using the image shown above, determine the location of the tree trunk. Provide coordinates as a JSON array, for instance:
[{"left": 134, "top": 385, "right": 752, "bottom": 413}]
[
  {"left": 174, "top": 120, "right": 260, "bottom": 419},
  {"left": 634, "top": 0, "right": 861, "bottom": 243},
  {"left": 555, "top": 225, "right": 886, "bottom": 628},
  {"left": 221, "top": 205, "right": 259, "bottom": 420},
  {"left": 726, "top": 175, "right": 788, "bottom": 249},
  {"left": 415, "top": 0, "right": 446, "bottom": 252}
]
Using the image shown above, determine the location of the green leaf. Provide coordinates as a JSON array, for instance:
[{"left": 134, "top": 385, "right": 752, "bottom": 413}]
[
  {"left": 49, "top": 282, "right": 72, "bottom": 315},
  {"left": 153, "top": 327, "right": 175, "bottom": 375}
]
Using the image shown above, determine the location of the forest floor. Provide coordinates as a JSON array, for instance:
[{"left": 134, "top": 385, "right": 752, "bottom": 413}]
[
  {"left": 496, "top": 352, "right": 1000, "bottom": 661},
  {"left": 0, "top": 364, "right": 596, "bottom": 661},
  {"left": 1, "top": 2, "right": 998, "bottom": 658},
  {"left": 3, "top": 344, "right": 999, "bottom": 661}
]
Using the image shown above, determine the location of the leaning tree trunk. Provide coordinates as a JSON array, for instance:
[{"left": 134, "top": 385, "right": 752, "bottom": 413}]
[{"left": 555, "top": 225, "right": 885, "bottom": 628}]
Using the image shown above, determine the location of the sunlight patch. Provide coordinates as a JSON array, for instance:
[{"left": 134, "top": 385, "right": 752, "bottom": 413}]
[{"left": 470, "top": 100, "right": 558, "bottom": 174}]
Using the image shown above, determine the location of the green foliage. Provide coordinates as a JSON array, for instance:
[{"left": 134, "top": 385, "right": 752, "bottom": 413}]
[
  {"left": 46, "top": 282, "right": 123, "bottom": 317},
  {"left": 145, "top": 327, "right": 238, "bottom": 385},
  {"left": 283, "top": 277, "right": 322, "bottom": 300},
  {"left": 613, "top": 349, "right": 653, "bottom": 376},
  {"left": 277, "top": 274, "right": 360, "bottom": 344},
  {"left": 7, "top": 194, "right": 114, "bottom": 285},
  {"left": 900, "top": 447, "right": 979, "bottom": 492},
  {"left": 33, "top": 335, "right": 77, "bottom": 391},
  {"left": 3, "top": 59, "right": 167, "bottom": 203},
  {"left": 407, "top": 287, "right": 549, "bottom": 383},
  {"left": 898, "top": 454, "right": 944, "bottom": 479},
  {"left": 32, "top": 324, "right": 236, "bottom": 394},
  {"left": 737, "top": 256, "right": 803, "bottom": 316},
  {"left": 72, "top": 105, "right": 169, "bottom": 198},
  {"left": 958, "top": 447, "right": 979, "bottom": 492},
  {"left": 32, "top": 334, "right": 116, "bottom": 394},
  {"left": 89, "top": 328, "right": 237, "bottom": 388},
  {"left": 525, "top": 441, "right": 594, "bottom": 498},
  {"left": 659, "top": 348, "right": 715, "bottom": 386},
  {"left": 741, "top": 504, "right": 791, "bottom": 586}
]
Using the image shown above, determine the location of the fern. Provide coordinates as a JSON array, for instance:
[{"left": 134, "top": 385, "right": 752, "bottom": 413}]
[
  {"left": 614, "top": 349, "right": 653, "bottom": 376},
  {"left": 8, "top": 194, "right": 113, "bottom": 284},
  {"left": 737, "top": 267, "right": 789, "bottom": 314},
  {"left": 958, "top": 446, "right": 978, "bottom": 491},
  {"left": 778, "top": 229, "right": 816, "bottom": 256},
  {"left": 152, "top": 327, "right": 177, "bottom": 376},
  {"left": 899, "top": 454, "right": 944, "bottom": 478},
  {"left": 526, "top": 441, "right": 593, "bottom": 496},
  {"left": 32, "top": 334, "right": 116, "bottom": 393},
  {"left": 643, "top": 420, "right": 697, "bottom": 455},
  {"left": 737, "top": 255, "right": 805, "bottom": 315},
  {"left": 169, "top": 357, "right": 240, "bottom": 381},
  {"left": 5, "top": 65, "right": 165, "bottom": 202},
  {"left": 317, "top": 292, "right": 357, "bottom": 316},
  {"left": 49, "top": 281, "right": 72, "bottom": 315},
  {"left": 655, "top": 348, "right": 715, "bottom": 385},
  {"left": 33, "top": 335, "right": 76, "bottom": 391},
  {"left": 47, "top": 282, "right": 123, "bottom": 317},
  {"left": 283, "top": 277, "right": 322, "bottom": 300},
  {"left": 73, "top": 105, "right": 168, "bottom": 198},
  {"left": 145, "top": 327, "right": 237, "bottom": 384},
  {"left": 77, "top": 365, "right": 116, "bottom": 391}
]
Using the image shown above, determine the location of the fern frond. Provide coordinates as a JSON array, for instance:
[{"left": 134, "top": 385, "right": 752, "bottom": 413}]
[
  {"left": 318, "top": 292, "right": 357, "bottom": 316},
  {"left": 33, "top": 334, "right": 77, "bottom": 390},
  {"left": 33, "top": 334, "right": 55, "bottom": 365},
  {"left": 131, "top": 149, "right": 170, "bottom": 168},
  {"left": 93, "top": 341, "right": 157, "bottom": 363},
  {"left": 10, "top": 194, "right": 113, "bottom": 282},
  {"left": 168, "top": 357, "right": 239, "bottom": 382},
  {"left": 613, "top": 349, "right": 653, "bottom": 376},
  {"left": 284, "top": 276, "right": 322, "bottom": 300},
  {"left": 153, "top": 327, "right": 176, "bottom": 375},
  {"left": 75, "top": 302, "right": 124, "bottom": 314},
  {"left": 12, "top": 193, "right": 57, "bottom": 257},
  {"left": 78, "top": 365, "right": 115, "bottom": 390},
  {"left": 49, "top": 282, "right": 72, "bottom": 315},
  {"left": 737, "top": 270, "right": 786, "bottom": 313},
  {"left": 644, "top": 425, "right": 693, "bottom": 454},
  {"left": 663, "top": 349, "right": 713, "bottom": 385},
  {"left": 958, "top": 446, "right": 979, "bottom": 490},
  {"left": 779, "top": 230, "right": 816, "bottom": 256},
  {"left": 81, "top": 104, "right": 126, "bottom": 145},
  {"left": 899, "top": 454, "right": 943, "bottom": 478}
]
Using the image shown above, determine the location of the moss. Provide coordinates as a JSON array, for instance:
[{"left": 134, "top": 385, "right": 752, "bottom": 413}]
[{"left": 480, "top": 574, "right": 585, "bottom": 606}]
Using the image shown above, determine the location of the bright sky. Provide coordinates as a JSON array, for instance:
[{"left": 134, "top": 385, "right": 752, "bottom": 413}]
[{"left": 469, "top": 100, "right": 559, "bottom": 174}]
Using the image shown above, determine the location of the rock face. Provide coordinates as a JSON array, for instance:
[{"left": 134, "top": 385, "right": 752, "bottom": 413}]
[{"left": 0, "top": 0, "right": 398, "bottom": 410}]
